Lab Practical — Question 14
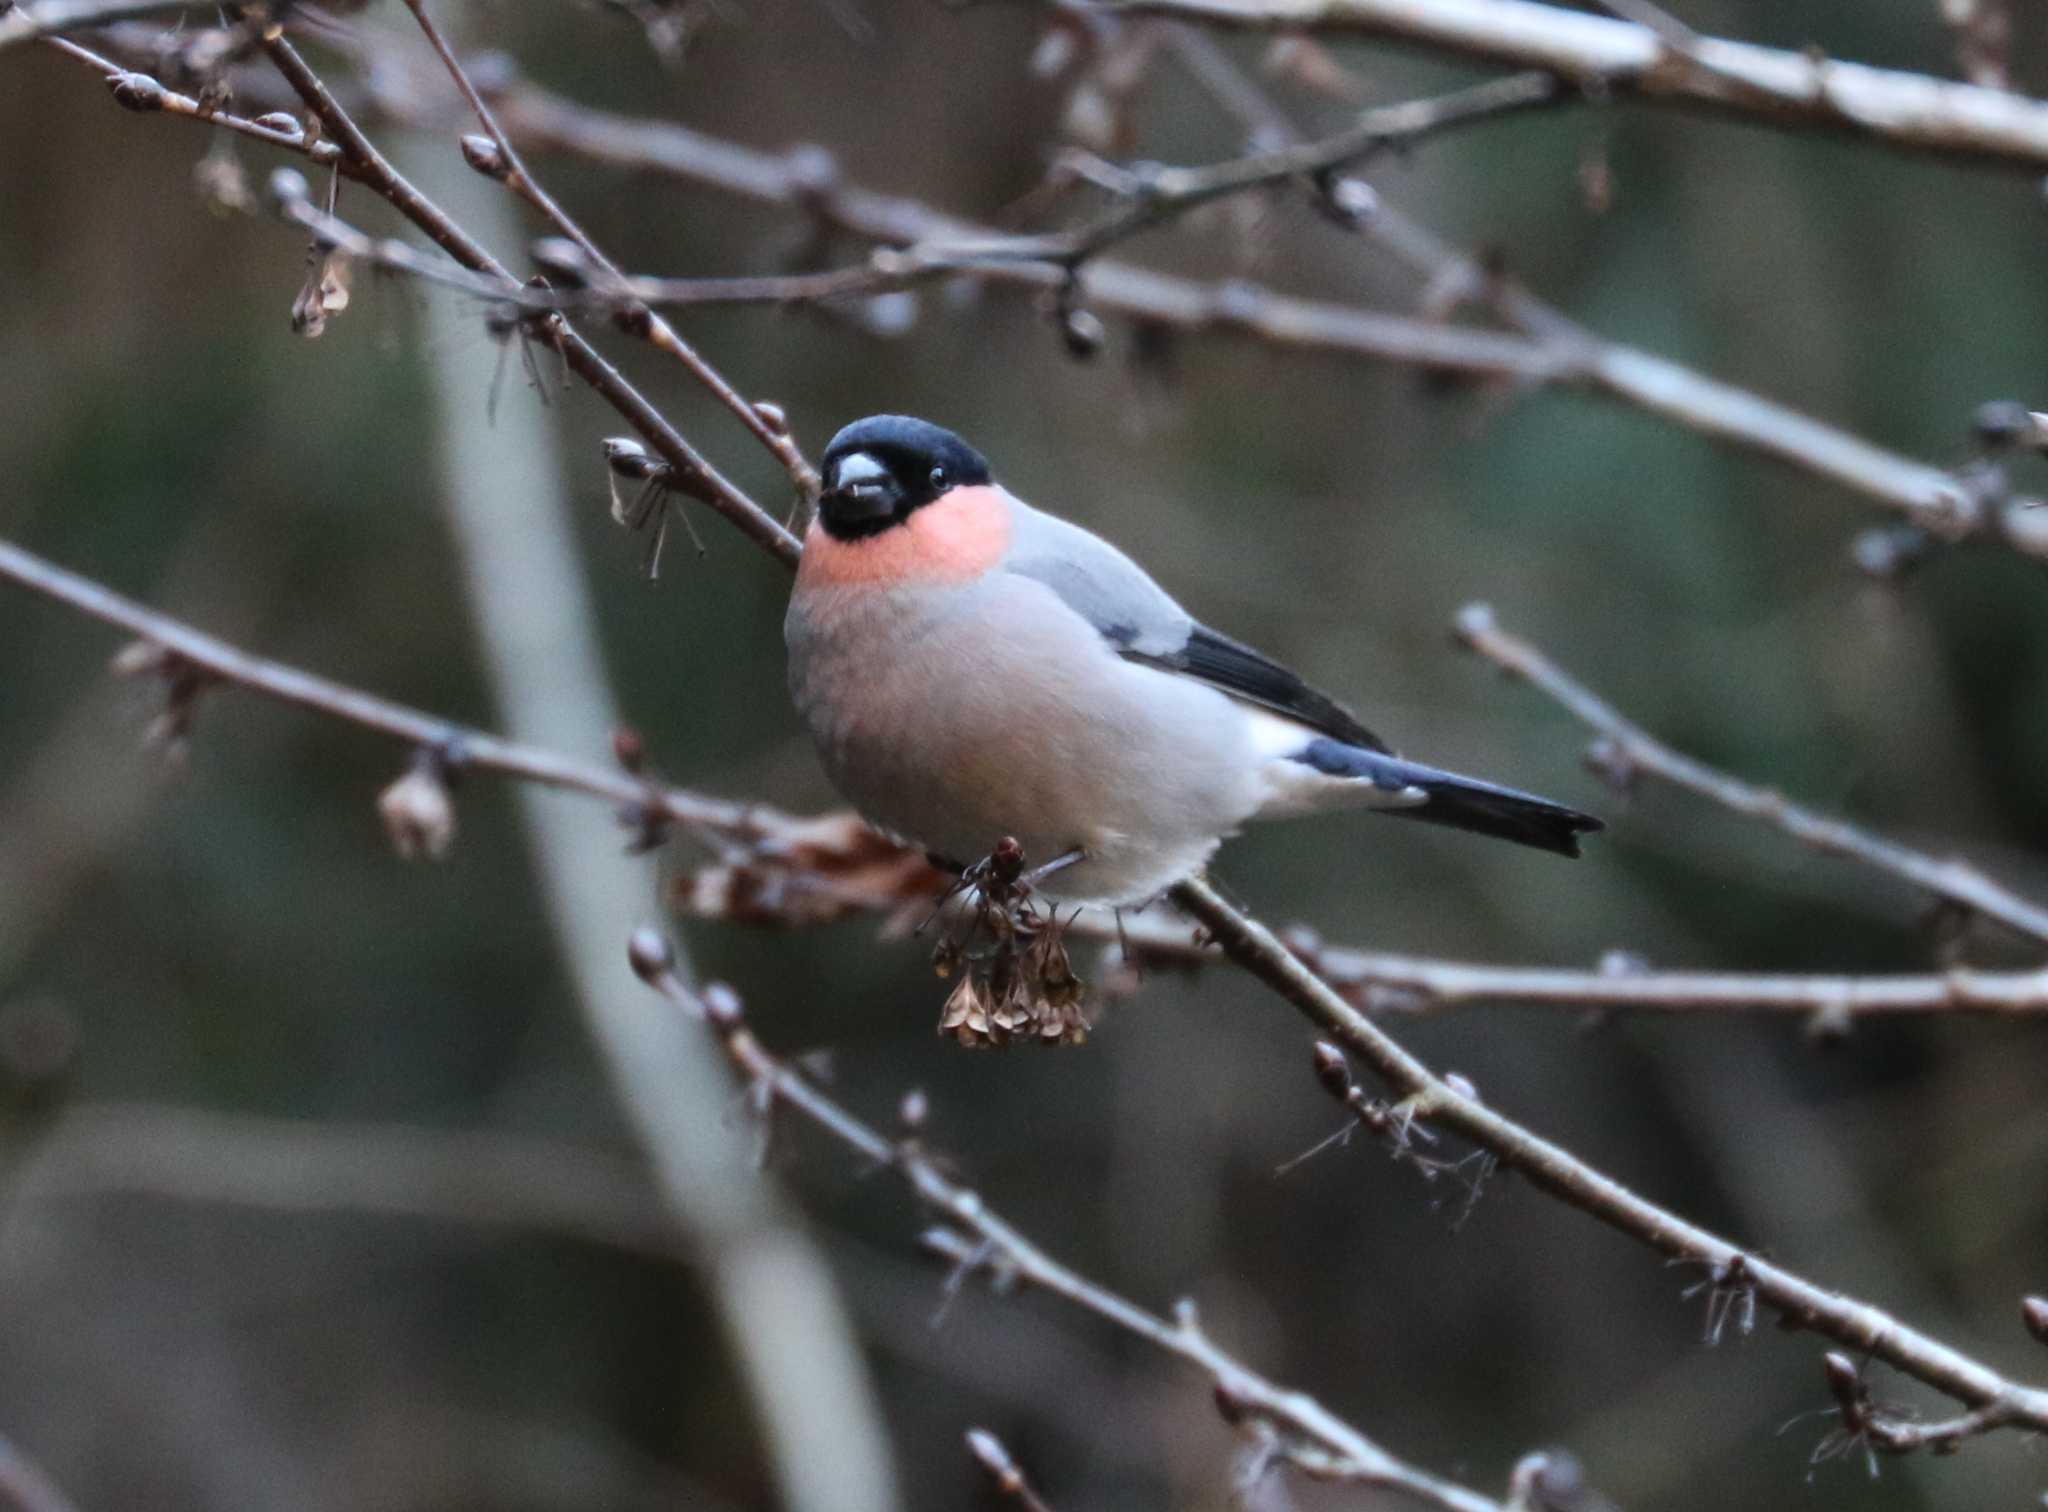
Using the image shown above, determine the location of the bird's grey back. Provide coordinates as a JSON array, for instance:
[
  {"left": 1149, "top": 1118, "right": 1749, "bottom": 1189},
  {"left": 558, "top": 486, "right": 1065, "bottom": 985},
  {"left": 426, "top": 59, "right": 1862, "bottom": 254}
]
[{"left": 999, "top": 494, "right": 1193, "bottom": 659}]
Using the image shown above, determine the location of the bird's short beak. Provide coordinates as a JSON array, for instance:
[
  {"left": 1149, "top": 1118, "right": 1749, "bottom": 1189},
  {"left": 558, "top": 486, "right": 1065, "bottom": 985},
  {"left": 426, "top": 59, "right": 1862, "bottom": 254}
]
[{"left": 820, "top": 450, "right": 901, "bottom": 523}]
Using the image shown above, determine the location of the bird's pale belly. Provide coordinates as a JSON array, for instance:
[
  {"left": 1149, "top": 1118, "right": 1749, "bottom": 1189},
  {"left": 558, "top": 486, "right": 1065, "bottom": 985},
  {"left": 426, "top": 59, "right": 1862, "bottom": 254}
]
[{"left": 794, "top": 643, "right": 1254, "bottom": 904}]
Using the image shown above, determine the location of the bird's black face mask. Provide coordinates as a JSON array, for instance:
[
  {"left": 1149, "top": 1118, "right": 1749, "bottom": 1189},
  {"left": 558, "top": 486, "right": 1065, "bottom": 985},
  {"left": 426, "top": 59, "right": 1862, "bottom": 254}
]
[{"left": 816, "top": 416, "right": 992, "bottom": 541}]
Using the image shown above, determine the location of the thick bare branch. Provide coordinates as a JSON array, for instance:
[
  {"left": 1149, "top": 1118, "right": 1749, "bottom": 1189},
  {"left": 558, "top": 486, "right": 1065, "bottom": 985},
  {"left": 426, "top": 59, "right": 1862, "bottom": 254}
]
[
  {"left": 1454, "top": 603, "right": 2048, "bottom": 951},
  {"left": 1169, "top": 874, "right": 2048, "bottom": 1448},
  {"left": 1098, "top": 0, "right": 2048, "bottom": 171}
]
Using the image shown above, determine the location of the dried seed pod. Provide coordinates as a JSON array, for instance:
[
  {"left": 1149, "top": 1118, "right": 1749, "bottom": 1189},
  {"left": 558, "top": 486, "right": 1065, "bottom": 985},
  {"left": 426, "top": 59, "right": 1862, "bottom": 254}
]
[{"left": 291, "top": 253, "right": 352, "bottom": 339}]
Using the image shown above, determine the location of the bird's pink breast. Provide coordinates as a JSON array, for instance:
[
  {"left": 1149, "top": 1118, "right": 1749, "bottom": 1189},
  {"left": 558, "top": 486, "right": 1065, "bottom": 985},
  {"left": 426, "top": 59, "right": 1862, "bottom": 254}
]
[{"left": 796, "top": 485, "right": 1012, "bottom": 590}]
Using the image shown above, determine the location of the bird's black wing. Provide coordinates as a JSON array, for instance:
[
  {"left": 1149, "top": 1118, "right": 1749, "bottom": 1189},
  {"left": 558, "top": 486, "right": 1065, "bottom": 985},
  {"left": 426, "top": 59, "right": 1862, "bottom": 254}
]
[{"left": 1122, "top": 623, "right": 1391, "bottom": 754}]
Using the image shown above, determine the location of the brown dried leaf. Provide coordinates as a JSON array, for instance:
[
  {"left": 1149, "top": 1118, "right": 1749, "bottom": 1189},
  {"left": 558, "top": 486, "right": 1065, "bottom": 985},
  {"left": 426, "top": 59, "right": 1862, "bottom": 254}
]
[{"left": 291, "top": 253, "right": 352, "bottom": 339}]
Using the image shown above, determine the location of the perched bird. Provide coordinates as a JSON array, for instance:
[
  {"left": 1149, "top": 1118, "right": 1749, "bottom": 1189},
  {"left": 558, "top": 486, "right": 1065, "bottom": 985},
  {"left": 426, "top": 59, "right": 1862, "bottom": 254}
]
[{"left": 785, "top": 415, "right": 1601, "bottom": 906}]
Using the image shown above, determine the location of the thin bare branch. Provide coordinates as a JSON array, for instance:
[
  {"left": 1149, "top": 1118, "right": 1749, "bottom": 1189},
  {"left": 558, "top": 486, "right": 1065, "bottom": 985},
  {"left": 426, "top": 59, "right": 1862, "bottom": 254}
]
[
  {"left": 15, "top": 534, "right": 2045, "bottom": 1050},
  {"left": 1168, "top": 873, "right": 2048, "bottom": 1449},
  {"left": 251, "top": 31, "right": 802, "bottom": 567},
  {"left": 484, "top": 81, "right": 2042, "bottom": 558},
  {"left": 395, "top": 0, "right": 821, "bottom": 509},
  {"left": 960, "top": 69, "right": 1565, "bottom": 270},
  {"left": 1096, "top": 0, "right": 2048, "bottom": 172},
  {"left": 1454, "top": 603, "right": 2048, "bottom": 951},
  {"left": 9, "top": 519, "right": 2046, "bottom": 1460},
  {"left": 1154, "top": 22, "right": 2043, "bottom": 560},
  {"left": 627, "top": 934, "right": 1520, "bottom": 1512},
  {"left": 0, "top": 536, "right": 763, "bottom": 847},
  {"left": 673, "top": 816, "right": 2048, "bottom": 1025},
  {"left": 55, "top": 42, "right": 2036, "bottom": 557}
]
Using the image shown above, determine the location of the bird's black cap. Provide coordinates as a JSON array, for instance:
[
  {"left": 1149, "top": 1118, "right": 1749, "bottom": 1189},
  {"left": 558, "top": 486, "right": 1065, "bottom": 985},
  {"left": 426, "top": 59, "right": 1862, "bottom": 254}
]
[{"left": 817, "top": 415, "right": 992, "bottom": 540}]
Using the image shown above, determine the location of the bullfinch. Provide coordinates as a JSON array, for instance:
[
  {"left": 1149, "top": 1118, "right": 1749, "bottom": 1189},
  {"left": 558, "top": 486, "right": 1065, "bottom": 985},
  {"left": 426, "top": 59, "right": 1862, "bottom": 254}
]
[{"left": 785, "top": 415, "right": 1601, "bottom": 905}]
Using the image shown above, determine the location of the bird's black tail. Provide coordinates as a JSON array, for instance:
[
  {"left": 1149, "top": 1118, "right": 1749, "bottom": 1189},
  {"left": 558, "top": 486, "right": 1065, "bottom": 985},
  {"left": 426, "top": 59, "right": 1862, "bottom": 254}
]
[{"left": 1298, "top": 742, "right": 1603, "bottom": 858}]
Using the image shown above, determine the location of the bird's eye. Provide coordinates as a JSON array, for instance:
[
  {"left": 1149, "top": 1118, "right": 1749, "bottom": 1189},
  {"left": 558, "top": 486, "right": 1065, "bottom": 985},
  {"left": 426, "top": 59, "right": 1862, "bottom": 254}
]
[{"left": 929, "top": 466, "right": 948, "bottom": 489}]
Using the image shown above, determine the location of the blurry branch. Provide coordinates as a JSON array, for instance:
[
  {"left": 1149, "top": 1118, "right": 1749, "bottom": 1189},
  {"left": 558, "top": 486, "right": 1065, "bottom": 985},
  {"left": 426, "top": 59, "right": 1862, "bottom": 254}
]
[
  {"left": 1454, "top": 603, "right": 2048, "bottom": 952},
  {"left": 14, "top": 1102, "right": 684, "bottom": 1261},
  {"left": 52, "top": 42, "right": 2042, "bottom": 558},
  {"left": 0, "top": 0, "right": 206, "bottom": 51},
  {"left": 395, "top": 0, "right": 820, "bottom": 511},
  {"left": 1168, "top": 874, "right": 2048, "bottom": 1452},
  {"left": 965, "top": 1430, "right": 1059, "bottom": 1512},
  {"left": 626, "top": 934, "right": 1523, "bottom": 1512},
  {"left": 1939, "top": 0, "right": 2012, "bottom": 91},
  {"left": 0, "top": 1437, "right": 80, "bottom": 1512},
  {"left": 245, "top": 31, "right": 803, "bottom": 567},
  {"left": 1096, "top": 0, "right": 2048, "bottom": 171},
  {"left": 401, "top": 76, "right": 897, "bottom": 1512}
]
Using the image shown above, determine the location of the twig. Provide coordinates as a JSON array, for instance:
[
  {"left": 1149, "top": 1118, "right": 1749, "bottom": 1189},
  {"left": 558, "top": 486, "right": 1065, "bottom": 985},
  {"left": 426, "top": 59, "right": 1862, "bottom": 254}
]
[
  {"left": 0, "top": 536, "right": 764, "bottom": 847},
  {"left": 1095, "top": 0, "right": 2048, "bottom": 172},
  {"left": 1453, "top": 603, "right": 2048, "bottom": 951},
  {"left": 1167, "top": 873, "right": 2048, "bottom": 1450},
  {"left": 626, "top": 933, "right": 1521, "bottom": 1512},
  {"left": 46, "top": 34, "right": 353, "bottom": 166},
  {"left": 395, "top": 0, "right": 821, "bottom": 509},
  {"left": 965, "top": 1429, "right": 1060, "bottom": 1512},
  {"left": 957, "top": 70, "right": 1564, "bottom": 272},
  {"left": 252, "top": 31, "right": 802, "bottom": 568}
]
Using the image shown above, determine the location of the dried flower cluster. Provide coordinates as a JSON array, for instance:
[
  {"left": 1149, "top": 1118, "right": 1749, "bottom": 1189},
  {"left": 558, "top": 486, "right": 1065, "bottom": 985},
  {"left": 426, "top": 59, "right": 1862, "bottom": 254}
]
[{"left": 920, "top": 839, "right": 1087, "bottom": 1048}]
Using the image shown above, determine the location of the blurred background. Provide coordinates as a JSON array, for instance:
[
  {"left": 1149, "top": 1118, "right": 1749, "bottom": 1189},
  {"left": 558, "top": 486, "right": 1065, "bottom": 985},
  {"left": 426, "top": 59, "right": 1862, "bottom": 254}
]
[{"left": 3, "top": 1, "right": 2047, "bottom": 1507}]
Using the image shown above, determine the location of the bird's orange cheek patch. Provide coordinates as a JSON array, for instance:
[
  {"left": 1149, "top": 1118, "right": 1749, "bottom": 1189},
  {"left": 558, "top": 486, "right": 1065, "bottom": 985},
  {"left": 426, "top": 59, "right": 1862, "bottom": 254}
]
[{"left": 798, "top": 486, "right": 1012, "bottom": 589}]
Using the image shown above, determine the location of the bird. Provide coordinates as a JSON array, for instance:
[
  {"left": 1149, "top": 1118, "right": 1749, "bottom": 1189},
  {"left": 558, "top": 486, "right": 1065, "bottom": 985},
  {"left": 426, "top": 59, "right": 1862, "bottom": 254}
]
[{"left": 784, "top": 414, "right": 1601, "bottom": 907}]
